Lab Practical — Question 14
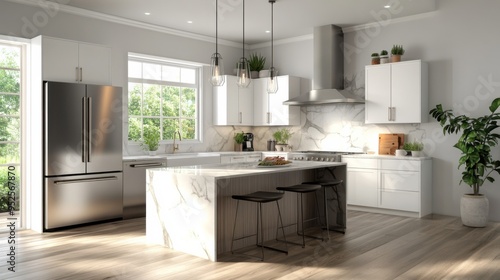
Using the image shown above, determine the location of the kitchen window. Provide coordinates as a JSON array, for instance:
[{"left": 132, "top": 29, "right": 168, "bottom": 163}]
[
  {"left": 0, "top": 41, "right": 23, "bottom": 230},
  {"left": 127, "top": 53, "right": 202, "bottom": 142}
]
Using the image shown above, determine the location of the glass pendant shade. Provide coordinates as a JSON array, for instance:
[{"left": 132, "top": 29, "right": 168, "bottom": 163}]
[
  {"left": 210, "top": 53, "right": 224, "bottom": 86},
  {"left": 267, "top": 67, "right": 278, "bottom": 93},
  {"left": 236, "top": 57, "right": 251, "bottom": 88}
]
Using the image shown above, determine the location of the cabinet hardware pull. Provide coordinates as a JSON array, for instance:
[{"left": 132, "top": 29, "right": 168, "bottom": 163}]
[
  {"left": 54, "top": 176, "right": 117, "bottom": 184},
  {"left": 391, "top": 107, "right": 396, "bottom": 121},
  {"left": 76, "top": 67, "right": 79, "bottom": 82},
  {"left": 239, "top": 112, "right": 242, "bottom": 123},
  {"left": 87, "top": 97, "right": 92, "bottom": 162},
  {"left": 388, "top": 107, "right": 391, "bottom": 121},
  {"left": 80, "top": 67, "right": 83, "bottom": 82},
  {"left": 130, "top": 163, "right": 164, "bottom": 168}
]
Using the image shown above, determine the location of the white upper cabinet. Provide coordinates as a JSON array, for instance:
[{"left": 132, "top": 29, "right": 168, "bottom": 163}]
[
  {"left": 365, "top": 60, "right": 428, "bottom": 124},
  {"left": 213, "top": 75, "right": 254, "bottom": 126},
  {"left": 253, "top": 75, "right": 301, "bottom": 126},
  {"left": 40, "top": 36, "right": 111, "bottom": 85}
]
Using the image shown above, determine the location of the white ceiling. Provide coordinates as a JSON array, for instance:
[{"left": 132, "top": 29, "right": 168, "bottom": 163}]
[{"left": 45, "top": 0, "right": 437, "bottom": 44}]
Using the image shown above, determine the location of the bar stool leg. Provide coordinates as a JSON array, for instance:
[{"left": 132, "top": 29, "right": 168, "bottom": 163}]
[
  {"left": 324, "top": 186, "right": 330, "bottom": 240},
  {"left": 276, "top": 201, "right": 288, "bottom": 254},
  {"left": 259, "top": 203, "right": 264, "bottom": 260},
  {"left": 231, "top": 200, "right": 240, "bottom": 254}
]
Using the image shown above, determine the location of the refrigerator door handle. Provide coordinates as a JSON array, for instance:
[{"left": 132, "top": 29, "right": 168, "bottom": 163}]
[
  {"left": 54, "top": 176, "right": 118, "bottom": 185},
  {"left": 82, "top": 97, "right": 86, "bottom": 163},
  {"left": 87, "top": 97, "right": 92, "bottom": 162}
]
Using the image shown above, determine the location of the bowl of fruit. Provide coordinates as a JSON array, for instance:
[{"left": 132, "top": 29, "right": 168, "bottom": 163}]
[{"left": 257, "top": 156, "right": 292, "bottom": 167}]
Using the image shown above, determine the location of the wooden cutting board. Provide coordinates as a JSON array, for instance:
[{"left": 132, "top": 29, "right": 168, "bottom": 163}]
[{"left": 379, "top": 134, "right": 405, "bottom": 155}]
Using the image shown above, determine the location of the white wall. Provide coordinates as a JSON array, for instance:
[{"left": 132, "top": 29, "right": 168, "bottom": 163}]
[{"left": 2, "top": 0, "right": 500, "bottom": 221}]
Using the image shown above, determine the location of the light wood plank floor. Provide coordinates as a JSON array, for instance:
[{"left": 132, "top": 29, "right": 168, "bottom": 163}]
[{"left": 1, "top": 211, "right": 499, "bottom": 280}]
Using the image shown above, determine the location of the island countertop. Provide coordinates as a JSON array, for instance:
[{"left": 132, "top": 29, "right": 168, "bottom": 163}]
[
  {"left": 146, "top": 161, "right": 346, "bottom": 261},
  {"left": 148, "top": 160, "right": 346, "bottom": 179}
]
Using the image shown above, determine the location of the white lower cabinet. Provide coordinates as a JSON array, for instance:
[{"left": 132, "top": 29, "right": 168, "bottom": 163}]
[{"left": 342, "top": 156, "right": 432, "bottom": 218}]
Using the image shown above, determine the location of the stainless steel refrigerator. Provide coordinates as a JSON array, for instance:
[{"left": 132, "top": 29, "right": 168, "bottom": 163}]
[{"left": 43, "top": 81, "right": 123, "bottom": 230}]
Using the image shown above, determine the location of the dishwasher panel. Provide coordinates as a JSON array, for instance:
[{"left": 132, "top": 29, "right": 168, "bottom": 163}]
[{"left": 123, "top": 159, "right": 166, "bottom": 219}]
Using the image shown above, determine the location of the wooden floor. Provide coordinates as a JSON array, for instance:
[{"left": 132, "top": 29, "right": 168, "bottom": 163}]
[{"left": 1, "top": 210, "right": 500, "bottom": 279}]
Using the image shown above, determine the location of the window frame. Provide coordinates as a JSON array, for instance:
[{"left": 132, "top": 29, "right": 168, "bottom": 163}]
[{"left": 127, "top": 52, "right": 204, "bottom": 145}]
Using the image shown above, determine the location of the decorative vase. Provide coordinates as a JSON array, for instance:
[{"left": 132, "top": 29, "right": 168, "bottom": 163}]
[
  {"left": 460, "top": 194, "right": 489, "bottom": 227},
  {"left": 251, "top": 71, "right": 259, "bottom": 79},
  {"left": 395, "top": 149, "right": 407, "bottom": 157},
  {"left": 371, "top": 57, "right": 380, "bottom": 65},
  {"left": 411, "top": 151, "right": 421, "bottom": 157},
  {"left": 149, "top": 150, "right": 157, "bottom": 156},
  {"left": 259, "top": 69, "right": 270, "bottom": 78},
  {"left": 391, "top": 55, "right": 402, "bottom": 62},
  {"left": 274, "top": 144, "right": 288, "bottom": 152}
]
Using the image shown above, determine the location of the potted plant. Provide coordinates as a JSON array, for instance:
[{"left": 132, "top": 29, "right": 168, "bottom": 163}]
[
  {"left": 380, "top": 50, "right": 389, "bottom": 64},
  {"left": 430, "top": 98, "right": 500, "bottom": 227},
  {"left": 273, "top": 128, "right": 293, "bottom": 151},
  {"left": 391, "top": 45, "right": 405, "bottom": 62},
  {"left": 233, "top": 131, "right": 245, "bottom": 151},
  {"left": 403, "top": 141, "right": 424, "bottom": 157},
  {"left": 141, "top": 125, "right": 161, "bottom": 155},
  {"left": 371, "top": 52, "right": 380, "bottom": 65},
  {"left": 248, "top": 53, "right": 266, "bottom": 79}
]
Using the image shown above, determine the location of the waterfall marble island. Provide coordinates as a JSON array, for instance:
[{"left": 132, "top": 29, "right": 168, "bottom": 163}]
[{"left": 146, "top": 161, "right": 347, "bottom": 261}]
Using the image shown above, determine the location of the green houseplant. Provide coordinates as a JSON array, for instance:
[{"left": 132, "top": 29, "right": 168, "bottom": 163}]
[
  {"left": 391, "top": 45, "right": 405, "bottom": 62},
  {"left": 248, "top": 53, "right": 266, "bottom": 78},
  {"left": 371, "top": 52, "right": 380, "bottom": 65},
  {"left": 430, "top": 98, "right": 500, "bottom": 227},
  {"left": 380, "top": 50, "right": 389, "bottom": 64},
  {"left": 233, "top": 131, "right": 245, "bottom": 151},
  {"left": 273, "top": 128, "right": 293, "bottom": 151},
  {"left": 141, "top": 125, "right": 161, "bottom": 155},
  {"left": 402, "top": 141, "right": 424, "bottom": 157}
]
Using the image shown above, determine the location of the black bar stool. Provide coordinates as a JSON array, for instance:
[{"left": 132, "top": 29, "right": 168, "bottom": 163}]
[
  {"left": 231, "top": 191, "right": 288, "bottom": 261},
  {"left": 276, "top": 183, "right": 323, "bottom": 247},
  {"left": 302, "top": 179, "right": 344, "bottom": 240}
]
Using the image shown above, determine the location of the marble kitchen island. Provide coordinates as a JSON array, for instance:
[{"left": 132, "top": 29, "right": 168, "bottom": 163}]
[{"left": 146, "top": 161, "right": 346, "bottom": 261}]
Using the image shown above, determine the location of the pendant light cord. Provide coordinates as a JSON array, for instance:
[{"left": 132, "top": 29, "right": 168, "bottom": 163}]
[
  {"left": 271, "top": 0, "right": 274, "bottom": 69},
  {"left": 215, "top": 0, "right": 218, "bottom": 54},
  {"left": 242, "top": 0, "right": 245, "bottom": 57}
]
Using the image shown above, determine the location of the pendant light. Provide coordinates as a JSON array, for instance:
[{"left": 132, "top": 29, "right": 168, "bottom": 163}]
[
  {"left": 267, "top": 0, "right": 278, "bottom": 93},
  {"left": 236, "top": 0, "right": 251, "bottom": 88},
  {"left": 210, "top": 0, "right": 225, "bottom": 86}
]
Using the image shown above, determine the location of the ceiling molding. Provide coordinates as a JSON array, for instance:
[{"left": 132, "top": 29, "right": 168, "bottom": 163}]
[
  {"left": 342, "top": 10, "right": 439, "bottom": 33},
  {"left": 249, "top": 34, "right": 313, "bottom": 50},
  {"left": 6, "top": 0, "right": 243, "bottom": 48}
]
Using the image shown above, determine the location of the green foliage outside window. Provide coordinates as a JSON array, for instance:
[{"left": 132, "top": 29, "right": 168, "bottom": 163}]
[
  {"left": 127, "top": 58, "right": 199, "bottom": 142},
  {"left": 0, "top": 45, "right": 21, "bottom": 213}
]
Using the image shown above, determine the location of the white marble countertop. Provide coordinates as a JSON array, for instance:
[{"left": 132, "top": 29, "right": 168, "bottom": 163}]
[
  {"left": 148, "top": 161, "right": 346, "bottom": 179},
  {"left": 123, "top": 151, "right": 264, "bottom": 161},
  {"left": 342, "top": 154, "right": 432, "bottom": 160}
]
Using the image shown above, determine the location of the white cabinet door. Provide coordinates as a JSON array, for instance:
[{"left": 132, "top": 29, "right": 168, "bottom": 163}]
[
  {"left": 78, "top": 43, "right": 111, "bottom": 85},
  {"left": 365, "top": 60, "right": 427, "bottom": 124},
  {"left": 213, "top": 75, "right": 253, "bottom": 125},
  {"left": 42, "top": 37, "right": 79, "bottom": 83},
  {"left": 254, "top": 76, "right": 301, "bottom": 126},
  {"left": 391, "top": 61, "right": 424, "bottom": 123},
  {"left": 346, "top": 167, "right": 378, "bottom": 207},
  {"left": 246, "top": 154, "right": 262, "bottom": 162},
  {"left": 365, "top": 64, "right": 391, "bottom": 124},
  {"left": 42, "top": 37, "right": 111, "bottom": 85}
]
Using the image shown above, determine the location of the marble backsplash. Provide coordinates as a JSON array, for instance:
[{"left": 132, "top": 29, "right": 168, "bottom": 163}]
[{"left": 124, "top": 104, "right": 427, "bottom": 156}]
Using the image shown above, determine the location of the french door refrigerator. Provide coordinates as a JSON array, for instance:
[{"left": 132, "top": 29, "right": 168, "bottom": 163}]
[{"left": 43, "top": 81, "right": 123, "bottom": 230}]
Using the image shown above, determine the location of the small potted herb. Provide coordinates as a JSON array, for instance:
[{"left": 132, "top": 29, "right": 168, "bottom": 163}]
[
  {"left": 248, "top": 53, "right": 266, "bottom": 78},
  {"left": 391, "top": 45, "right": 405, "bottom": 62},
  {"left": 141, "top": 125, "right": 161, "bottom": 155},
  {"left": 273, "top": 128, "right": 293, "bottom": 151},
  {"left": 371, "top": 52, "right": 380, "bottom": 65},
  {"left": 233, "top": 131, "right": 245, "bottom": 151},
  {"left": 402, "top": 141, "right": 424, "bottom": 157},
  {"left": 380, "top": 50, "right": 389, "bottom": 64}
]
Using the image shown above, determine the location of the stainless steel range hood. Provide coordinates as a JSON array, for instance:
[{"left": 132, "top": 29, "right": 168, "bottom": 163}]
[{"left": 284, "top": 25, "right": 364, "bottom": 106}]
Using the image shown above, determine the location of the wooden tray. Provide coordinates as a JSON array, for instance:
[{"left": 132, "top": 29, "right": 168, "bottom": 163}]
[{"left": 379, "top": 134, "right": 404, "bottom": 155}]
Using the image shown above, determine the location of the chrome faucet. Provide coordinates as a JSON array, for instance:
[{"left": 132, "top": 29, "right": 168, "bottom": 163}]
[{"left": 173, "top": 130, "right": 181, "bottom": 153}]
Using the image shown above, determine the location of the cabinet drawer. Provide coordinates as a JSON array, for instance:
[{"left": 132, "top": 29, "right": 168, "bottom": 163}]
[
  {"left": 379, "top": 170, "right": 420, "bottom": 192},
  {"left": 342, "top": 158, "right": 377, "bottom": 169},
  {"left": 379, "top": 190, "right": 419, "bottom": 212},
  {"left": 380, "top": 159, "right": 420, "bottom": 171}
]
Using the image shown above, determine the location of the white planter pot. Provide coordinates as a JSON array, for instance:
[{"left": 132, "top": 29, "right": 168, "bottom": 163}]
[
  {"left": 274, "top": 144, "right": 288, "bottom": 152},
  {"left": 149, "top": 150, "right": 157, "bottom": 156},
  {"left": 411, "top": 151, "right": 421, "bottom": 157},
  {"left": 460, "top": 194, "right": 489, "bottom": 227},
  {"left": 380, "top": 56, "right": 389, "bottom": 64},
  {"left": 259, "top": 69, "right": 270, "bottom": 78},
  {"left": 251, "top": 71, "right": 259, "bottom": 79}
]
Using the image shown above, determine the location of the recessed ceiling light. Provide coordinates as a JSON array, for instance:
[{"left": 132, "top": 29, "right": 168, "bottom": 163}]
[
  {"left": 265, "top": 30, "right": 270, "bottom": 33},
  {"left": 144, "top": 12, "right": 151, "bottom": 15},
  {"left": 187, "top": 21, "right": 193, "bottom": 24},
  {"left": 384, "top": 5, "right": 391, "bottom": 8}
]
